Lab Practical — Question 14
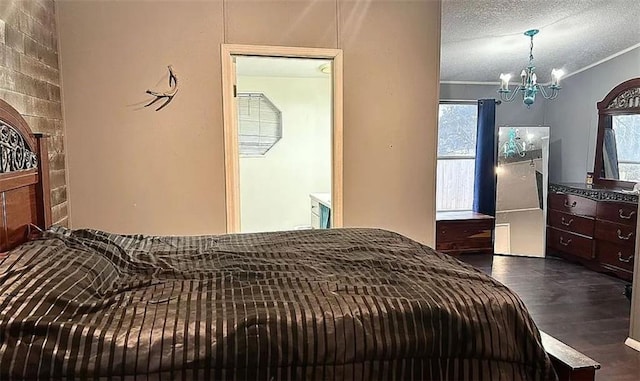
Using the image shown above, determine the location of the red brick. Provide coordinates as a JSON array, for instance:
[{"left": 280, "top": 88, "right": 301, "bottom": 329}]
[
  {"left": 48, "top": 151, "right": 65, "bottom": 171},
  {"left": 50, "top": 185, "right": 66, "bottom": 206},
  {"left": 0, "top": 45, "right": 20, "bottom": 68},
  {"left": 50, "top": 169, "right": 66, "bottom": 189},
  {"left": 0, "top": 66, "right": 18, "bottom": 91},
  {"left": 4, "top": 26, "right": 24, "bottom": 53},
  {"left": 0, "top": 89, "right": 27, "bottom": 113},
  {"left": 51, "top": 202, "right": 68, "bottom": 223},
  {"left": 19, "top": 53, "right": 60, "bottom": 85}
]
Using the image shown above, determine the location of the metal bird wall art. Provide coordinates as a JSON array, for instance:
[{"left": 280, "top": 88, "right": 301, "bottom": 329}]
[{"left": 145, "top": 66, "right": 178, "bottom": 111}]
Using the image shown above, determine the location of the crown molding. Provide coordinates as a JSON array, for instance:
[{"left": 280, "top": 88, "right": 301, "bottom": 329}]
[
  {"left": 440, "top": 80, "right": 498, "bottom": 86},
  {"left": 563, "top": 43, "right": 640, "bottom": 81}
]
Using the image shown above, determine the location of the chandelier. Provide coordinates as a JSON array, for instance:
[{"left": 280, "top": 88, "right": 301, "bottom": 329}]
[
  {"left": 498, "top": 29, "right": 564, "bottom": 108},
  {"left": 501, "top": 128, "right": 528, "bottom": 158}
]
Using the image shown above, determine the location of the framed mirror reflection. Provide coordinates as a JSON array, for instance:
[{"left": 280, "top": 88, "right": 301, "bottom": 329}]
[
  {"left": 494, "top": 126, "right": 550, "bottom": 257},
  {"left": 594, "top": 77, "right": 640, "bottom": 188}
]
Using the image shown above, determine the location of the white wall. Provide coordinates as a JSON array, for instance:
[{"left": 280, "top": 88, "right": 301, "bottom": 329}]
[
  {"left": 238, "top": 76, "right": 331, "bottom": 233},
  {"left": 544, "top": 47, "right": 640, "bottom": 183}
]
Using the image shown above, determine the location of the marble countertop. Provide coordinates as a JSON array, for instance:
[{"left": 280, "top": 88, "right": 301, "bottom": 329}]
[{"left": 550, "top": 182, "right": 639, "bottom": 203}]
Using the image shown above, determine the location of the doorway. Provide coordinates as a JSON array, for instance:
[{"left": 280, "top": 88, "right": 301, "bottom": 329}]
[{"left": 221, "top": 45, "right": 343, "bottom": 233}]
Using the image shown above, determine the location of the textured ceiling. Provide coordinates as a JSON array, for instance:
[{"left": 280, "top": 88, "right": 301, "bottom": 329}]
[{"left": 441, "top": 0, "right": 640, "bottom": 83}]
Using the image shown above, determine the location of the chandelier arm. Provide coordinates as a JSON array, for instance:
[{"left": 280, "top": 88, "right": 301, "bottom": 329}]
[
  {"left": 499, "top": 85, "right": 523, "bottom": 102},
  {"left": 537, "top": 85, "right": 558, "bottom": 100}
]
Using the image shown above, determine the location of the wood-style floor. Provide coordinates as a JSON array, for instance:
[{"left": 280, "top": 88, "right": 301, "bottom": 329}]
[{"left": 458, "top": 254, "right": 640, "bottom": 381}]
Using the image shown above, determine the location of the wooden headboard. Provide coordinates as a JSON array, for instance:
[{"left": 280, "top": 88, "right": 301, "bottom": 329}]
[{"left": 0, "top": 99, "right": 51, "bottom": 251}]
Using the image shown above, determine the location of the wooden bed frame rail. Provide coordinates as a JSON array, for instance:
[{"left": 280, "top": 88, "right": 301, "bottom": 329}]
[{"left": 541, "top": 331, "right": 600, "bottom": 381}]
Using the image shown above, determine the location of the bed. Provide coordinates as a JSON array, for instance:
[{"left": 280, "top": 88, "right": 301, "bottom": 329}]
[{"left": 0, "top": 98, "right": 562, "bottom": 380}]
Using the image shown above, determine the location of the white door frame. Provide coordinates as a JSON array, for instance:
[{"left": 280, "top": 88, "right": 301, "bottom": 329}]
[{"left": 221, "top": 44, "right": 344, "bottom": 233}]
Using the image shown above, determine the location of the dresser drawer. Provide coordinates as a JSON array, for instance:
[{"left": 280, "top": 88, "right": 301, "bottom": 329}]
[
  {"left": 548, "top": 193, "right": 597, "bottom": 217},
  {"left": 547, "top": 209, "right": 595, "bottom": 237},
  {"left": 596, "top": 240, "right": 635, "bottom": 273},
  {"left": 596, "top": 201, "right": 638, "bottom": 226},
  {"left": 547, "top": 227, "right": 594, "bottom": 260},
  {"left": 437, "top": 219, "right": 494, "bottom": 241},
  {"left": 594, "top": 220, "right": 636, "bottom": 247}
]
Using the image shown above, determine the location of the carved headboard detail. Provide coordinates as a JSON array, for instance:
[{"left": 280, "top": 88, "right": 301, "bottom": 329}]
[
  {"left": 0, "top": 99, "right": 51, "bottom": 251},
  {"left": 0, "top": 121, "right": 38, "bottom": 172}
]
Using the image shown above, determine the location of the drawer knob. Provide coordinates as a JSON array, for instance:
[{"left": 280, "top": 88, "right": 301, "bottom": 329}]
[
  {"left": 619, "top": 209, "right": 637, "bottom": 220},
  {"left": 618, "top": 252, "right": 634, "bottom": 263},
  {"left": 617, "top": 229, "right": 634, "bottom": 240},
  {"left": 559, "top": 236, "right": 572, "bottom": 246},
  {"left": 564, "top": 200, "right": 577, "bottom": 208},
  {"left": 561, "top": 217, "right": 574, "bottom": 227}
]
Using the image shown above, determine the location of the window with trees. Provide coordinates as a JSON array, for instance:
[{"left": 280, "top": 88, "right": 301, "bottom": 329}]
[
  {"left": 612, "top": 114, "right": 640, "bottom": 181},
  {"left": 436, "top": 103, "right": 478, "bottom": 211}
]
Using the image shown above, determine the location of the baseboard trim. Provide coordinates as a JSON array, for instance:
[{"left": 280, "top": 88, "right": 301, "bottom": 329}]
[{"left": 625, "top": 337, "right": 640, "bottom": 352}]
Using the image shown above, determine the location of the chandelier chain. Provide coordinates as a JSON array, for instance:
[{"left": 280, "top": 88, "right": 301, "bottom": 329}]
[{"left": 529, "top": 35, "right": 534, "bottom": 63}]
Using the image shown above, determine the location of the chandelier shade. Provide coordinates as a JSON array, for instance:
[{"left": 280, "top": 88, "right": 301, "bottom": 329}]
[{"left": 498, "top": 29, "right": 563, "bottom": 108}]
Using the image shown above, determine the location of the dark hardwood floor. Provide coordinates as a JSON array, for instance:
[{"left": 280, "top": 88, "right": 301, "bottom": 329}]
[{"left": 458, "top": 254, "right": 640, "bottom": 381}]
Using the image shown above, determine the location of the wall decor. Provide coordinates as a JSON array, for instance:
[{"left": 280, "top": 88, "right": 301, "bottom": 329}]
[{"left": 145, "top": 65, "right": 178, "bottom": 111}]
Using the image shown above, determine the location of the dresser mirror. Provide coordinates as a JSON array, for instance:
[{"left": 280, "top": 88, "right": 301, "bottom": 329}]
[
  {"left": 494, "top": 126, "right": 550, "bottom": 257},
  {"left": 594, "top": 77, "right": 640, "bottom": 188}
]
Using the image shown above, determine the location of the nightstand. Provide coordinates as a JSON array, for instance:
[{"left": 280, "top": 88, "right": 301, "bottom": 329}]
[{"left": 436, "top": 211, "right": 495, "bottom": 256}]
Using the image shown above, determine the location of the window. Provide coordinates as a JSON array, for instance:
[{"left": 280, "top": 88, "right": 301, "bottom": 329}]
[
  {"left": 237, "top": 93, "right": 282, "bottom": 156},
  {"left": 436, "top": 103, "right": 478, "bottom": 211},
  {"left": 612, "top": 115, "right": 640, "bottom": 181}
]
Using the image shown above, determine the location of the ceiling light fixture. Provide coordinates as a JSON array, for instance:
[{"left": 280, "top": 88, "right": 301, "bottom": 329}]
[
  {"left": 319, "top": 63, "right": 331, "bottom": 74},
  {"left": 498, "top": 29, "right": 563, "bottom": 108}
]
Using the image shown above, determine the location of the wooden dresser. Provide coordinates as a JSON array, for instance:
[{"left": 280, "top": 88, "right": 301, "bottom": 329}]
[
  {"left": 546, "top": 183, "right": 638, "bottom": 281},
  {"left": 436, "top": 211, "right": 495, "bottom": 256}
]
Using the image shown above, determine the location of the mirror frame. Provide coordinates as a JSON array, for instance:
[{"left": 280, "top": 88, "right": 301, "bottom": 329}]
[{"left": 593, "top": 77, "right": 640, "bottom": 188}]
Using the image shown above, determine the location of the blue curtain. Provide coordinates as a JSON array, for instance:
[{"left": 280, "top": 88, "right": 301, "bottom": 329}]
[{"left": 473, "top": 99, "right": 497, "bottom": 216}]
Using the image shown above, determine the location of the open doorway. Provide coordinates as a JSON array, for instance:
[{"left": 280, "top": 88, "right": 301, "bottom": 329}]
[
  {"left": 236, "top": 56, "right": 331, "bottom": 233},
  {"left": 221, "top": 45, "right": 343, "bottom": 233}
]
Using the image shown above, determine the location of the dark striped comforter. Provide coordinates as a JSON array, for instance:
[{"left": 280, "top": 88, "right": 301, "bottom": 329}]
[{"left": 0, "top": 227, "right": 556, "bottom": 380}]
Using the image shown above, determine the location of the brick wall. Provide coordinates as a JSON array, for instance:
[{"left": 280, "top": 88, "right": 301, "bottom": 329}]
[{"left": 0, "top": 0, "right": 67, "bottom": 226}]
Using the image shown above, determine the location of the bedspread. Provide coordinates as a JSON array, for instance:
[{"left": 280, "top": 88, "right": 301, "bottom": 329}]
[{"left": 0, "top": 227, "right": 556, "bottom": 380}]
